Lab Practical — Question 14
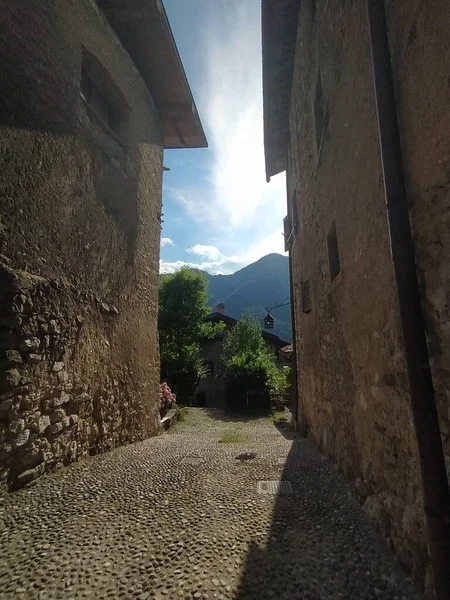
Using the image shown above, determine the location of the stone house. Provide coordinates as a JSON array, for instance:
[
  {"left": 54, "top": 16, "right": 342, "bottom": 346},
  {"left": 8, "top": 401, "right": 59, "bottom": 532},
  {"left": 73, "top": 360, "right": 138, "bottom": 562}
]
[
  {"left": 262, "top": 0, "right": 449, "bottom": 594},
  {"left": 194, "top": 312, "right": 290, "bottom": 409},
  {"left": 0, "top": 0, "right": 206, "bottom": 491}
]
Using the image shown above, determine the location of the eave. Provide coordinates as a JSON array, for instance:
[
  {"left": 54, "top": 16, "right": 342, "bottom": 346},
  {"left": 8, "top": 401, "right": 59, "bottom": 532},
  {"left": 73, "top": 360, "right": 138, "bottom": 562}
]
[
  {"left": 102, "top": 0, "right": 207, "bottom": 149},
  {"left": 262, "top": 0, "right": 300, "bottom": 180}
]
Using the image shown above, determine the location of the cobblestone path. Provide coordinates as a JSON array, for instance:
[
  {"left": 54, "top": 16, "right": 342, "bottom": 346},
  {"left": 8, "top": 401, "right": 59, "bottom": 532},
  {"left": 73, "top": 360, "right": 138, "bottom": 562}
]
[{"left": 1, "top": 409, "right": 421, "bottom": 600}]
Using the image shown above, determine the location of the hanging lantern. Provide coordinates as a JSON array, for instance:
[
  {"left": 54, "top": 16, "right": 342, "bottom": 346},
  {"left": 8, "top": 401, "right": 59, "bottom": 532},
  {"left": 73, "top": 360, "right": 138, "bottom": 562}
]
[{"left": 263, "top": 312, "right": 275, "bottom": 329}]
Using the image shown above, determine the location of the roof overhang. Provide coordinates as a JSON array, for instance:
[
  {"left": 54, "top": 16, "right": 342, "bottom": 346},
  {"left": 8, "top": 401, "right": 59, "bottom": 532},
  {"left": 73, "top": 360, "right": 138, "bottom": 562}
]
[
  {"left": 102, "top": 0, "right": 207, "bottom": 149},
  {"left": 262, "top": 0, "right": 300, "bottom": 180}
]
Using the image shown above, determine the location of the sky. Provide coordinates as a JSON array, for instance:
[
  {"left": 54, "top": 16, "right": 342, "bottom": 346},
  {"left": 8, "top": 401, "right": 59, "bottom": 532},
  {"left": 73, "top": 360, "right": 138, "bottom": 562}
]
[{"left": 160, "top": 0, "right": 287, "bottom": 275}]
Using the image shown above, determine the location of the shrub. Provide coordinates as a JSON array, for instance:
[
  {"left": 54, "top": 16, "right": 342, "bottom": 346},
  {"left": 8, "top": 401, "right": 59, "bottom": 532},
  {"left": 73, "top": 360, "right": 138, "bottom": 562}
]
[{"left": 159, "top": 381, "right": 176, "bottom": 412}]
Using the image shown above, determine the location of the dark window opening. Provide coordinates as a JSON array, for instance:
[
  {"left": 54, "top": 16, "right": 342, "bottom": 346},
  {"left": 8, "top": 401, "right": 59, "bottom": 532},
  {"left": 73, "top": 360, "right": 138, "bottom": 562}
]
[
  {"left": 291, "top": 190, "right": 299, "bottom": 236},
  {"left": 314, "top": 70, "right": 325, "bottom": 155},
  {"left": 327, "top": 221, "right": 341, "bottom": 281},
  {"left": 301, "top": 279, "right": 312, "bottom": 313},
  {"left": 79, "top": 50, "right": 128, "bottom": 139},
  {"left": 80, "top": 68, "right": 119, "bottom": 134},
  {"left": 204, "top": 361, "right": 214, "bottom": 376},
  {"left": 283, "top": 214, "right": 293, "bottom": 252}
]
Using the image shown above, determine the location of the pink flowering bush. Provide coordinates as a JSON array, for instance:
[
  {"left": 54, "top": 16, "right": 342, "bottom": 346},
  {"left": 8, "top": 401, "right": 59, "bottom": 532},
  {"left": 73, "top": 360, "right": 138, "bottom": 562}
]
[{"left": 159, "top": 382, "right": 177, "bottom": 413}]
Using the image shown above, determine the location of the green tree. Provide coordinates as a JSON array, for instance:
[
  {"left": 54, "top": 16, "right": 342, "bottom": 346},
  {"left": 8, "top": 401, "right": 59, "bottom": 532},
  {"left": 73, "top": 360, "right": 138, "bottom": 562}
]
[
  {"left": 221, "top": 313, "right": 290, "bottom": 410},
  {"left": 158, "top": 267, "right": 224, "bottom": 402}
]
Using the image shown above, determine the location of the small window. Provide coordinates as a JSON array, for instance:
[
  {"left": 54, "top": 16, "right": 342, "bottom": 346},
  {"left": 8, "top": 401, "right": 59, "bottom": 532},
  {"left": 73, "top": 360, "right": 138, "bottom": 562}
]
[
  {"left": 301, "top": 279, "right": 312, "bottom": 313},
  {"left": 283, "top": 215, "right": 293, "bottom": 252},
  {"left": 204, "top": 361, "right": 214, "bottom": 376},
  {"left": 291, "top": 191, "right": 299, "bottom": 236},
  {"left": 327, "top": 221, "right": 341, "bottom": 281},
  {"left": 314, "top": 70, "right": 325, "bottom": 155},
  {"left": 80, "top": 68, "right": 118, "bottom": 133}
]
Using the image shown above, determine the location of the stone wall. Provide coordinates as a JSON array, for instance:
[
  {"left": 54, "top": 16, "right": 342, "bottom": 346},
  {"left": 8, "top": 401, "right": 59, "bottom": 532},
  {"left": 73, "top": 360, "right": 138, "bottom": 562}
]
[
  {"left": 287, "top": 0, "right": 449, "bottom": 592},
  {"left": 386, "top": 0, "right": 450, "bottom": 467},
  {"left": 0, "top": 0, "right": 163, "bottom": 490}
]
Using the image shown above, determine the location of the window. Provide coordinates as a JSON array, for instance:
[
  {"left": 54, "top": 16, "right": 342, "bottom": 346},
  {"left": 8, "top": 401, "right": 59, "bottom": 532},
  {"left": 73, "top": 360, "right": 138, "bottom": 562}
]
[
  {"left": 283, "top": 190, "right": 299, "bottom": 252},
  {"left": 301, "top": 279, "right": 312, "bottom": 313},
  {"left": 291, "top": 190, "right": 299, "bottom": 236},
  {"left": 283, "top": 215, "right": 293, "bottom": 252},
  {"left": 80, "top": 68, "right": 118, "bottom": 133},
  {"left": 204, "top": 361, "right": 214, "bottom": 376},
  {"left": 327, "top": 221, "right": 341, "bottom": 281},
  {"left": 314, "top": 70, "right": 325, "bottom": 155}
]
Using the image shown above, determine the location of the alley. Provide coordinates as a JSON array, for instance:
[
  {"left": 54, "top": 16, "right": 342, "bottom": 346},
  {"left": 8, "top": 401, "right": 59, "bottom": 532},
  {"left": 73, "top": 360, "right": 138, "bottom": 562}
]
[{"left": 0, "top": 409, "right": 421, "bottom": 600}]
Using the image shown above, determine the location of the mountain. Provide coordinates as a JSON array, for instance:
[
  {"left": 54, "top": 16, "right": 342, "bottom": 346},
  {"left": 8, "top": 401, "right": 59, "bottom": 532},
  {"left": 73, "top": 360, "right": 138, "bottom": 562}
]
[{"left": 206, "top": 253, "right": 292, "bottom": 342}]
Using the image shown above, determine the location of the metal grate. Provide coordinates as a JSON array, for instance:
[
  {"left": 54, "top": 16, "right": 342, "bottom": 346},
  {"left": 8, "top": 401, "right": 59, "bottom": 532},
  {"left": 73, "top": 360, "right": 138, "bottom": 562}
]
[
  {"left": 301, "top": 278, "right": 312, "bottom": 313},
  {"left": 181, "top": 457, "right": 203, "bottom": 465},
  {"left": 257, "top": 480, "right": 293, "bottom": 495}
]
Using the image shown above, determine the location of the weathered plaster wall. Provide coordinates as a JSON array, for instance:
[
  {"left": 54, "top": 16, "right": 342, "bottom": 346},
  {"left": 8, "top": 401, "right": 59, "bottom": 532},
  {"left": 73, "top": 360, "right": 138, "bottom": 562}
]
[
  {"left": 0, "top": 0, "right": 163, "bottom": 490},
  {"left": 386, "top": 0, "right": 450, "bottom": 468},
  {"left": 286, "top": 0, "right": 447, "bottom": 591}
]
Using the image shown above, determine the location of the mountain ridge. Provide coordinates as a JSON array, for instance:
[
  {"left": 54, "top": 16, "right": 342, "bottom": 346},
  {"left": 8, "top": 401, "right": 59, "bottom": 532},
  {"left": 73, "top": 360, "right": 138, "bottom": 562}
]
[{"left": 205, "top": 253, "right": 292, "bottom": 341}]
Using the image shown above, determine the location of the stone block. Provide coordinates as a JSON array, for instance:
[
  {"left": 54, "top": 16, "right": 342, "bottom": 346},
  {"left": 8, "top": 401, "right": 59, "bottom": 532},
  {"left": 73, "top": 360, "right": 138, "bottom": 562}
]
[
  {"left": 19, "top": 337, "right": 40, "bottom": 352},
  {"left": 1, "top": 350, "right": 22, "bottom": 364},
  {"left": 17, "top": 464, "right": 45, "bottom": 486},
  {"left": 9, "top": 419, "right": 25, "bottom": 433},
  {"left": 48, "top": 320, "right": 61, "bottom": 334},
  {"left": 51, "top": 391, "right": 70, "bottom": 408},
  {"left": 46, "top": 422, "right": 64, "bottom": 436},
  {"left": 10, "top": 429, "right": 30, "bottom": 448},
  {"left": 57, "top": 370, "right": 69, "bottom": 384},
  {"left": 30, "top": 415, "right": 50, "bottom": 434},
  {"left": 2, "top": 368, "right": 21, "bottom": 389},
  {"left": 50, "top": 409, "right": 66, "bottom": 423},
  {"left": 27, "top": 354, "right": 42, "bottom": 364},
  {"left": 52, "top": 362, "right": 65, "bottom": 372},
  {"left": 20, "top": 396, "right": 34, "bottom": 410}
]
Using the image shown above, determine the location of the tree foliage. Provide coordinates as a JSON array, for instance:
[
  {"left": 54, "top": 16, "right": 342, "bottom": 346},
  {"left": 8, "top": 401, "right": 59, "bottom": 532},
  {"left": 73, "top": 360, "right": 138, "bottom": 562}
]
[
  {"left": 221, "top": 313, "right": 290, "bottom": 409},
  {"left": 158, "top": 267, "right": 224, "bottom": 402}
]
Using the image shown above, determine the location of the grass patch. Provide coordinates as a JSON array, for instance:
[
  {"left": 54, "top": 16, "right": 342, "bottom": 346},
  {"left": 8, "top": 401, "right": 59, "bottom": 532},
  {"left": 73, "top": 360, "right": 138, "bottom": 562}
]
[{"left": 219, "top": 431, "right": 248, "bottom": 444}]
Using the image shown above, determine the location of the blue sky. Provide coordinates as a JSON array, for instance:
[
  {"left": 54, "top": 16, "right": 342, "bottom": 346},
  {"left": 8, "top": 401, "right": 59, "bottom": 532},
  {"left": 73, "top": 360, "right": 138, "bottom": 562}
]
[{"left": 160, "top": 0, "right": 287, "bottom": 275}]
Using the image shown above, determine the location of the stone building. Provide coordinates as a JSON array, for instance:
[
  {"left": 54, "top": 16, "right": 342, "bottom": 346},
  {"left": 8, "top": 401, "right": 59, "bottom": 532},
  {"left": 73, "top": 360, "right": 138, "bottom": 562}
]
[
  {"left": 0, "top": 0, "right": 206, "bottom": 491},
  {"left": 194, "top": 312, "right": 290, "bottom": 409},
  {"left": 262, "top": 0, "right": 449, "bottom": 594}
]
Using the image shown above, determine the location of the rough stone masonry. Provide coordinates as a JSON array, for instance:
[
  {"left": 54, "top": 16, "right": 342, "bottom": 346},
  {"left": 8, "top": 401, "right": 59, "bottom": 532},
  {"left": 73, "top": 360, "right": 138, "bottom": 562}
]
[{"left": 0, "top": 0, "right": 206, "bottom": 491}]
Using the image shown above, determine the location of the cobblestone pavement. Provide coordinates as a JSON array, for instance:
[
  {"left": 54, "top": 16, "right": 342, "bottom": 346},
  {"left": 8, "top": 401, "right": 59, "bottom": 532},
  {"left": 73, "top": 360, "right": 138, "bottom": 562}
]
[{"left": 0, "top": 408, "right": 422, "bottom": 600}]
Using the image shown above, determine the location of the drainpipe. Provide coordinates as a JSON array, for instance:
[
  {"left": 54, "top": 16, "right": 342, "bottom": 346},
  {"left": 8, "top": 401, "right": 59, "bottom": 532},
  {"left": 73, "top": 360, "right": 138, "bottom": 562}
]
[
  {"left": 366, "top": 2, "right": 450, "bottom": 598},
  {"left": 288, "top": 250, "right": 299, "bottom": 429}
]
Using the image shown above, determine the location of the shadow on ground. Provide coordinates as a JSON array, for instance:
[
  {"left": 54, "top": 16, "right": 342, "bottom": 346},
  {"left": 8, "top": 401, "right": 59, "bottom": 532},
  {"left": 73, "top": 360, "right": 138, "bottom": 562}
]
[
  {"left": 203, "top": 407, "right": 274, "bottom": 423},
  {"left": 229, "top": 417, "right": 421, "bottom": 600}
]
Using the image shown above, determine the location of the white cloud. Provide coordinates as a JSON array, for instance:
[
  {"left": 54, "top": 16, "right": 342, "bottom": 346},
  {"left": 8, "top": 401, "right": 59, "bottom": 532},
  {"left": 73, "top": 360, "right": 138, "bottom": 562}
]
[
  {"left": 165, "top": 0, "right": 286, "bottom": 236},
  {"left": 161, "top": 237, "right": 175, "bottom": 247},
  {"left": 160, "top": 227, "right": 286, "bottom": 276},
  {"left": 186, "top": 245, "right": 222, "bottom": 261}
]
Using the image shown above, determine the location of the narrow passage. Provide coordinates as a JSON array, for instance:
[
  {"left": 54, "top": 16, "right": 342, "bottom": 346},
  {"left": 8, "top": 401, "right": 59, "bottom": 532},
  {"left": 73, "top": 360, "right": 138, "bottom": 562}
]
[{"left": 0, "top": 409, "right": 421, "bottom": 599}]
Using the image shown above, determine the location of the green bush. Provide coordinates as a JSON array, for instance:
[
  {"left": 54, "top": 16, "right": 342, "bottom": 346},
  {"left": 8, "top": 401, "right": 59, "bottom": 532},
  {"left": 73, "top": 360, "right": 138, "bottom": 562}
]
[{"left": 221, "top": 314, "right": 290, "bottom": 410}]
